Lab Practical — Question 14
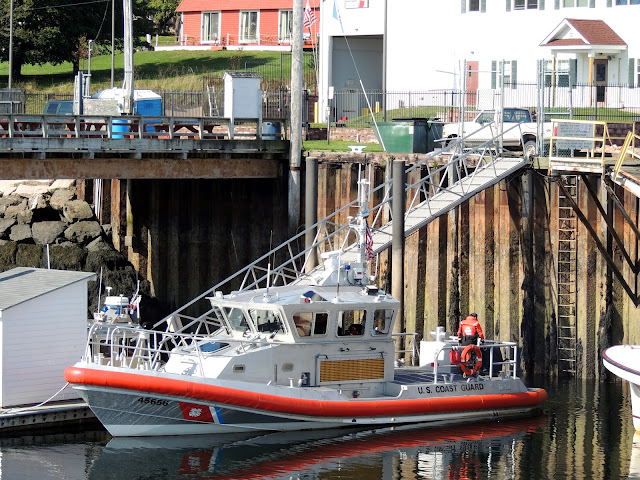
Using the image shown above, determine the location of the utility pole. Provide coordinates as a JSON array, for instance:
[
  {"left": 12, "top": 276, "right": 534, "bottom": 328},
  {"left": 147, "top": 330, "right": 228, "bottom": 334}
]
[
  {"left": 8, "top": 0, "right": 13, "bottom": 107},
  {"left": 111, "top": 0, "right": 115, "bottom": 88},
  {"left": 122, "top": 0, "right": 134, "bottom": 113},
  {"left": 289, "top": 0, "right": 303, "bottom": 235}
]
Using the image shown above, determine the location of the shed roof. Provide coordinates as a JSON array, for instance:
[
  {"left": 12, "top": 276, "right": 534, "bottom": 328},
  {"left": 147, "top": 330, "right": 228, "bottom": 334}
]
[{"left": 0, "top": 267, "right": 96, "bottom": 311}]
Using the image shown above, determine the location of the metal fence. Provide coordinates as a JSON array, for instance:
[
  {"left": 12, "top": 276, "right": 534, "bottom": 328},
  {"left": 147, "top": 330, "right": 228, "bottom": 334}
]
[{"left": 20, "top": 82, "right": 640, "bottom": 128}]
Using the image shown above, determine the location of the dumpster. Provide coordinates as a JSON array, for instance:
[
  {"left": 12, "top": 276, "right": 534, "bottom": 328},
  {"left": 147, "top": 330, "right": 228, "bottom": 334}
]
[{"left": 374, "top": 118, "right": 442, "bottom": 153}]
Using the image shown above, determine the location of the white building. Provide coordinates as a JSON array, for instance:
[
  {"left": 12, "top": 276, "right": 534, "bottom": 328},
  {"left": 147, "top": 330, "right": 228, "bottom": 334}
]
[
  {"left": 318, "top": 0, "right": 640, "bottom": 121},
  {"left": 0, "top": 267, "right": 96, "bottom": 407}
]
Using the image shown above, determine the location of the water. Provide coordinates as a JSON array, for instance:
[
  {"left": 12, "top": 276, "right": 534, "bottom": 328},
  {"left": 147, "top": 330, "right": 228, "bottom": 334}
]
[{"left": 0, "top": 377, "right": 638, "bottom": 480}]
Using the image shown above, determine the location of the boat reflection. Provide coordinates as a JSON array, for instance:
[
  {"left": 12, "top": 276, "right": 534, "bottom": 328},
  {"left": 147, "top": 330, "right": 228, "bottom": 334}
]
[{"left": 88, "top": 416, "right": 546, "bottom": 480}]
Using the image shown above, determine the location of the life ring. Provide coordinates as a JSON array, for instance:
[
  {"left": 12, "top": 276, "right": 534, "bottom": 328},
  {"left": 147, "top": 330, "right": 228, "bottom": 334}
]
[{"left": 460, "top": 345, "right": 482, "bottom": 376}]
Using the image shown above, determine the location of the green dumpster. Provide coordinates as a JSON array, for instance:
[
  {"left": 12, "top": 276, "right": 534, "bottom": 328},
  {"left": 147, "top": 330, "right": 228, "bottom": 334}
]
[{"left": 374, "top": 118, "right": 442, "bottom": 153}]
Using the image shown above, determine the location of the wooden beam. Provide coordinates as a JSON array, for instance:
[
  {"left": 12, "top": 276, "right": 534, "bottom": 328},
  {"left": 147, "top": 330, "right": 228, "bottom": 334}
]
[{"left": 557, "top": 177, "right": 638, "bottom": 306}]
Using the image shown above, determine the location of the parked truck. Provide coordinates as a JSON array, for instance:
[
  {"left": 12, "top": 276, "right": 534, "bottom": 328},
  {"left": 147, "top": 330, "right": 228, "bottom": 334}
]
[{"left": 441, "top": 107, "right": 552, "bottom": 159}]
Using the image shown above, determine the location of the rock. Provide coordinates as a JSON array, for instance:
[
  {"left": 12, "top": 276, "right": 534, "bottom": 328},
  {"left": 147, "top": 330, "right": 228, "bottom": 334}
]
[
  {"left": 32, "top": 221, "right": 67, "bottom": 245},
  {"left": 9, "top": 224, "right": 32, "bottom": 242},
  {"left": 29, "top": 193, "right": 48, "bottom": 211},
  {"left": 86, "top": 247, "right": 131, "bottom": 272},
  {"left": 50, "top": 189, "right": 75, "bottom": 210},
  {"left": 0, "top": 218, "right": 16, "bottom": 238},
  {"left": 50, "top": 180, "right": 76, "bottom": 191},
  {"left": 15, "top": 243, "right": 43, "bottom": 267},
  {"left": 64, "top": 220, "right": 102, "bottom": 244},
  {"left": 48, "top": 244, "right": 87, "bottom": 271},
  {"left": 0, "top": 195, "right": 23, "bottom": 215},
  {"left": 0, "top": 242, "right": 17, "bottom": 270},
  {"left": 63, "top": 200, "right": 94, "bottom": 223},
  {"left": 3, "top": 201, "right": 28, "bottom": 220},
  {"left": 87, "top": 236, "right": 113, "bottom": 252}
]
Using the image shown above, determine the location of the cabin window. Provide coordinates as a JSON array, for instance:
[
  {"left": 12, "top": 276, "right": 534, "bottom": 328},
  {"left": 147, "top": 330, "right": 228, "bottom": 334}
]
[
  {"left": 224, "top": 307, "right": 250, "bottom": 334},
  {"left": 292, "top": 312, "right": 329, "bottom": 337},
  {"left": 372, "top": 309, "right": 393, "bottom": 336},
  {"left": 338, "top": 310, "right": 366, "bottom": 337},
  {"left": 240, "top": 11, "right": 258, "bottom": 42},
  {"left": 249, "top": 309, "right": 286, "bottom": 335},
  {"left": 201, "top": 12, "right": 220, "bottom": 43}
]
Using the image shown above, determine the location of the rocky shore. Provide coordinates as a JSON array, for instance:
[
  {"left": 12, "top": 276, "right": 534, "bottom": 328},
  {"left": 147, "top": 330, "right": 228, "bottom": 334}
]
[{"left": 0, "top": 180, "right": 166, "bottom": 320}]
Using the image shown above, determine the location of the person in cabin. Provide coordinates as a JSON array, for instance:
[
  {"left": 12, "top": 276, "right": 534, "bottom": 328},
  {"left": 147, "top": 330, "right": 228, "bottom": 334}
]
[{"left": 457, "top": 312, "right": 484, "bottom": 346}]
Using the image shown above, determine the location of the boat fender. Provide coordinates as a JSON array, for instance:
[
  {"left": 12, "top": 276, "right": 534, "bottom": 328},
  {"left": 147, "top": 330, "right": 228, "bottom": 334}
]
[{"left": 460, "top": 344, "right": 482, "bottom": 377}]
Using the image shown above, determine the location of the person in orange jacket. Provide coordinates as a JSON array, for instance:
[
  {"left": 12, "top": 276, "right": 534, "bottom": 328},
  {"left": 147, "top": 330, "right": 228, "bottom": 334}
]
[{"left": 457, "top": 312, "right": 485, "bottom": 346}]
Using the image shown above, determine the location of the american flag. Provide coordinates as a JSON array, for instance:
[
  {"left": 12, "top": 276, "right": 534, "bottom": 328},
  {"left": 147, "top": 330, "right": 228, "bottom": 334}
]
[
  {"left": 303, "top": 0, "right": 317, "bottom": 29},
  {"left": 365, "top": 222, "right": 374, "bottom": 261}
]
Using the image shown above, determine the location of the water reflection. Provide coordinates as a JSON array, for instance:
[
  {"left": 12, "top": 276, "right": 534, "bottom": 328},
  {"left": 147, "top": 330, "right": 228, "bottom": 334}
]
[{"left": 0, "top": 377, "right": 637, "bottom": 479}]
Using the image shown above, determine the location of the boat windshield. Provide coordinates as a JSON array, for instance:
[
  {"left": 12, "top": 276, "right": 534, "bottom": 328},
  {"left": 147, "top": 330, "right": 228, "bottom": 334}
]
[
  {"left": 249, "top": 308, "right": 286, "bottom": 335},
  {"left": 337, "top": 309, "right": 366, "bottom": 337},
  {"left": 224, "top": 307, "right": 251, "bottom": 334},
  {"left": 372, "top": 309, "right": 393, "bottom": 335}
]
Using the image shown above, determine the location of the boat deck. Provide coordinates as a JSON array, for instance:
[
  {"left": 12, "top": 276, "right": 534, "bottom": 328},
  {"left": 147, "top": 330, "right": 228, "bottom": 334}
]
[{"left": 392, "top": 368, "right": 471, "bottom": 384}]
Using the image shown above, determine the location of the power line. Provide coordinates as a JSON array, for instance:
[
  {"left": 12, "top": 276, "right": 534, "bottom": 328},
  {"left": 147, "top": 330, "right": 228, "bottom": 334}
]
[{"left": 30, "top": 0, "right": 110, "bottom": 11}]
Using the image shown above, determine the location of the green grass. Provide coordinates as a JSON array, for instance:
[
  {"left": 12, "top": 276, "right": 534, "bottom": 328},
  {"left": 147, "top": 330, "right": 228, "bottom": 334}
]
[
  {"left": 303, "top": 140, "right": 382, "bottom": 152},
  {"left": 0, "top": 50, "right": 299, "bottom": 94}
]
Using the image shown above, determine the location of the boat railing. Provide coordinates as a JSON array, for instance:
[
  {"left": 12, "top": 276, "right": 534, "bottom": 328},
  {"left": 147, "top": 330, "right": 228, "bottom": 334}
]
[
  {"left": 392, "top": 332, "right": 418, "bottom": 366},
  {"left": 84, "top": 322, "right": 240, "bottom": 371},
  {"left": 431, "top": 340, "right": 519, "bottom": 382}
]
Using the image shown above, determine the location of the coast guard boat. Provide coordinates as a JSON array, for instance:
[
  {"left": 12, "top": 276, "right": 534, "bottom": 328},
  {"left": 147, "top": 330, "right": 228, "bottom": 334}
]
[
  {"left": 65, "top": 180, "right": 546, "bottom": 437},
  {"left": 603, "top": 345, "right": 640, "bottom": 430}
]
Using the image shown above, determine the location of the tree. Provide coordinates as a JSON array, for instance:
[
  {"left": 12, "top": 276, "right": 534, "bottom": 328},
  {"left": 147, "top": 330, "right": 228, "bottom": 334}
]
[
  {"left": 0, "top": 0, "right": 155, "bottom": 80},
  {"left": 148, "top": 0, "right": 179, "bottom": 34}
]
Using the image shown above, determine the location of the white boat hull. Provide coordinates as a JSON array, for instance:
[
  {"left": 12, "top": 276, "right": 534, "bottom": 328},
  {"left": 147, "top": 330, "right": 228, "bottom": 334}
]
[
  {"left": 66, "top": 364, "right": 546, "bottom": 437},
  {"left": 602, "top": 345, "right": 640, "bottom": 431}
]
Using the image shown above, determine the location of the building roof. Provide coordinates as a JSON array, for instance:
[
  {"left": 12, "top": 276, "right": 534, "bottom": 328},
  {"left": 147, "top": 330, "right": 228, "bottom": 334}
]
[
  {"left": 541, "top": 18, "right": 626, "bottom": 48},
  {"left": 0, "top": 267, "right": 96, "bottom": 312},
  {"left": 176, "top": 0, "right": 318, "bottom": 13}
]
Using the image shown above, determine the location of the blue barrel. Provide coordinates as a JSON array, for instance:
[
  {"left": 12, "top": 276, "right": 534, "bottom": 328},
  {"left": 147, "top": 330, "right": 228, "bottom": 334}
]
[
  {"left": 112, "top": 119, "right": 129, "bottom": 139},
  {"left": 262, "top": 121, "right": 281, "bottom": 140}
]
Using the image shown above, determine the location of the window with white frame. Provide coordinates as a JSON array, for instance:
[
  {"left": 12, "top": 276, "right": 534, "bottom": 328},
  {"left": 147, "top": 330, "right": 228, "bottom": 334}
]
[
  {"left": 616, "top": 0, "right": 640, "bottom": 4},
  {"left": 240, "top": 11, "right": 258, "bottom": 42},
  {"left": 544, "top": 59, "right": 570, "bottom": 87},
  {"left": 491, "top": 60, "right": 518, "bottom": 89},
  {"left": 514, "top": 0, "right": 538, "bottom": 8},
  {"left": 637, "top": 59, "right": 640, "bottom": 86},
  {"left": 201, "top": 12, "right": 220, "bottom": 43},
  {"left": 563, "top": 0, "right": 588, "bottom": 6},
  {"left": 279, "top": 10, "right": 293, "bottom": 43}
]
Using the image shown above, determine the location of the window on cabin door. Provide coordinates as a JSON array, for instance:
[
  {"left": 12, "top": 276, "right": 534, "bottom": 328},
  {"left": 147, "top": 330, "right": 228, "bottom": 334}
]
[
  {"left": 240, "top": 11, "right": 258, "bottom": 42},
  {"left": 514, "top": 0, "right": 538, "bottom": 8},
  {"left": 279, "top": 10, "right": 293, "bottom": 42},
  {"left": 201, "top": 12, "right": 220, "bottom": 43}
]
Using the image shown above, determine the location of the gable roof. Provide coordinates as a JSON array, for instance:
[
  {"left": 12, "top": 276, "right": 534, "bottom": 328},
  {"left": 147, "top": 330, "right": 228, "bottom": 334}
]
[
  {"left": 0, "top": 267, "right": 96, "bottom": 312},
  {"left": 541, "top": 18, "right": 626, "bottom": 48}
]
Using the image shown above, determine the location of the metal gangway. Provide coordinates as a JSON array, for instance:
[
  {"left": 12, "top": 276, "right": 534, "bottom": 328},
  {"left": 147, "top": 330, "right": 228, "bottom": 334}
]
[{"left": 155, "top": 123, "right": 531, "bottom": 333}]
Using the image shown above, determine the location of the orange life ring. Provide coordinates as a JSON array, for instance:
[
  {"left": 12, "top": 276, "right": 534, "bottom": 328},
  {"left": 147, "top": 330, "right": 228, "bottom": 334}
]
[{"left": 460, "top": 345, "right": 482, "bottom": 376}]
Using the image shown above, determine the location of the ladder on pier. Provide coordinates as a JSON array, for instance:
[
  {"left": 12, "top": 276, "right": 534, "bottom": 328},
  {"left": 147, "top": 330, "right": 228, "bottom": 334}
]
[{"left": 557, "top": 175, "right": 578, "bottom": 375}]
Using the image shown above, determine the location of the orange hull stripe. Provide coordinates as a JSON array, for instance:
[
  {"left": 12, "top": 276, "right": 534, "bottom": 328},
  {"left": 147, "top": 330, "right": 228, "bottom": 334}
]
[{"left": 65, "top": 366, "right": 547, "bottom": 417}]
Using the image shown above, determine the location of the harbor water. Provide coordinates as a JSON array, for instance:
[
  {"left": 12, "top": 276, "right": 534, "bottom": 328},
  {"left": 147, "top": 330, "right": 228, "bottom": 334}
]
[{"left": 0, "top": 376, "right": 637, "bottom": 480}]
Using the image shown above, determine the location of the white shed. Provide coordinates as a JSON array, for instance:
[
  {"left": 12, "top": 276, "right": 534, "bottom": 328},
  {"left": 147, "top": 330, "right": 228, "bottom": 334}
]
[{"left": 0, "top": 267, "right": 96, "bottom": 407}]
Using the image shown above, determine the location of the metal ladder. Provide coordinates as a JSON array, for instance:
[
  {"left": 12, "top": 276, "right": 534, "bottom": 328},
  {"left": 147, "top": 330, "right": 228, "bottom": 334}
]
[
  {"left": 557, "top": 175, "right": 578, "bottom": 375},
  {"left": 206, "top": 85, "right": 219, "bottom": 117}
]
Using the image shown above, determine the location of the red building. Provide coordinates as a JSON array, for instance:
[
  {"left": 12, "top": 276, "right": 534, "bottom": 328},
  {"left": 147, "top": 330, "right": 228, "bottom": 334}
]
[{"left": 175, "top": 0, "right": 320, "bottom": 50}]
